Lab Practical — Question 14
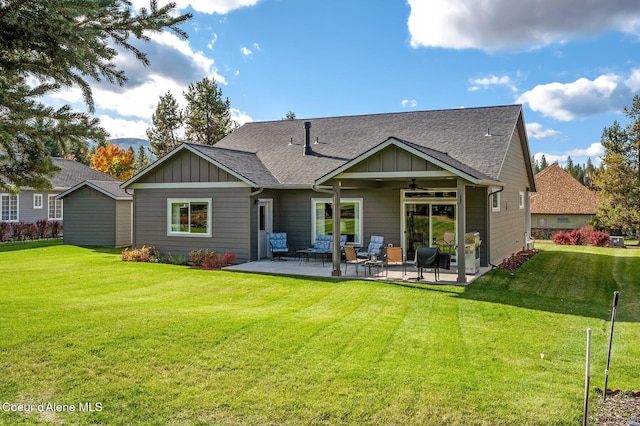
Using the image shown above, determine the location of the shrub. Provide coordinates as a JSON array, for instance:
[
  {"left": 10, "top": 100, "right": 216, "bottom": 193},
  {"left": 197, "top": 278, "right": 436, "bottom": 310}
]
[
  {"left": 121, "top": 246, "right": 157, "bottom": 262},
  {"left": 0, "top": 222, "right": 11, "bottom": 242},
  {"left": 36, "top": 220, "right": 49, "bottom": 238},
  {"left": 48, "top": 221, "right": 63, "bottom": 238},
  {"left": 189, "top": 249, "right": 235, "bottom": 269},
  {"left": 551, "top": 231, "right": 571, "bottom": 245},
  {"left": 568, "top": 229, "right": 585, "bottom": 246},
  {"left": 589, "top": 231, "right": 610, "bottom": 247}
]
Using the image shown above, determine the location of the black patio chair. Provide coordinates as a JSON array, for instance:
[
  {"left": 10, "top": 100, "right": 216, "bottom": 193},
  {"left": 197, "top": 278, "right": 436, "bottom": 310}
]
[{"left": 415, "top": 247, "right": 440, "bottom": 281}]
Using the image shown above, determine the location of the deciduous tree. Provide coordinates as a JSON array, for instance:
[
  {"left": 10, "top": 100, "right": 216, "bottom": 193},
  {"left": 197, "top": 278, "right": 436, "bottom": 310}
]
[{"left": 91, "top": 143, "right": 134, "bottom": 181}]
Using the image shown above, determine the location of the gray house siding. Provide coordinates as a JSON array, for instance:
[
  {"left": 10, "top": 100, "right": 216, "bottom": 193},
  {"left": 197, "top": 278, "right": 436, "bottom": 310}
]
[
  {"left": 115, "top": 200, "right": 132, "bottom": 247},
  {"left": 62, "top": 186, "right": 116, "bottom": 246},
  {"left": 490, "top": 129, "right": 531, "bottom": 265},
  {"left": 17, "top": 190, "right": 61, "bottom": 222},
  {"left": 138, "top": 150, "right": 241, "bottom": 184},
  {"left": 133, "top": 187, "right": 251, "bottom": 262}
]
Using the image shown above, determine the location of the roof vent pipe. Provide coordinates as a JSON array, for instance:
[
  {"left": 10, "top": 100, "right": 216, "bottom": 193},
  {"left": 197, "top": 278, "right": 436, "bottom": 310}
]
[{"left": 304, "top": 121, "right": 313, "bottom": 156}]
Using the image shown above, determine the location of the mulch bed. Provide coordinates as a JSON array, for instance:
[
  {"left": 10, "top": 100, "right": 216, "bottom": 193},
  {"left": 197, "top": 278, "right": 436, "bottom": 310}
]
[
  {"left": 496, "top": 249, "right": 538, "bottom": 271},
  {"left": 591, "top": 390, "right": 640, "bottom": 425}
]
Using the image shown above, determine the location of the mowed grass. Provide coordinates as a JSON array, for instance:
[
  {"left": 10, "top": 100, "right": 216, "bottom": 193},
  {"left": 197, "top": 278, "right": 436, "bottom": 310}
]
[{"left": 0, "top": 240, "right": 638, "bottom": 425}]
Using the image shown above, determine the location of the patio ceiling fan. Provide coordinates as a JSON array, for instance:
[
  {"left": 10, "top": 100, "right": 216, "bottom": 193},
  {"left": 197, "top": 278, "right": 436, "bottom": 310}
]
[{"left": 394, "top": 178, "right": 429, "bottom": 191}]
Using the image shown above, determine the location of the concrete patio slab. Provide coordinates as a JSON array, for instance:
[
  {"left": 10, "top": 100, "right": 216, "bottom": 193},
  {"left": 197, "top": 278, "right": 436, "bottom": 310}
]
[{"left": 224, "top": 257, "right": 491, "bottom": 285}]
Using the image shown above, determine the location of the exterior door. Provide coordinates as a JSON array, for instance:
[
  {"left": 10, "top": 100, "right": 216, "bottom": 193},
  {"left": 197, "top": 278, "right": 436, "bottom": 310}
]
[
  {"left": 402, "top": 199, "right": 456, "bottom": 261},
  {"left": 258, "top": 200, "right": 273, "bottom": 259}
]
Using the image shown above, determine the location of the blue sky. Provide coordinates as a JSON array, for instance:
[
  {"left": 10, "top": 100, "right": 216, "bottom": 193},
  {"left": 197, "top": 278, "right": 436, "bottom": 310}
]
[{"left": 49, "top": 0, "right": 640, "bottom": 167}]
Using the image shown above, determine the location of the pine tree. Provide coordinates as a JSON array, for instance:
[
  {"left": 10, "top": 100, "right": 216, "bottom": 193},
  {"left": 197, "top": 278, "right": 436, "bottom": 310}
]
[
  {"left": 146, "top": 92, "right": 183, "bottom": 158},
  {"left": 540, "top": 155, "right": 549, "bottom": 170},
  {"left": 183, "top": 77, "right": 237, "bottom": 145},
  {"left": 134, "top": 146, "right": 153, "bottom": 174},
  {"left": 0, "top": 1, "right": 192, "bottom": 192}
]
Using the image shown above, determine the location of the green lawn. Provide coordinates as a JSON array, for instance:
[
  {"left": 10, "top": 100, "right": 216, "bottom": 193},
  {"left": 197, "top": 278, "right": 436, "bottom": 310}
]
[{"left": 0, "top": 240, "right": 638, "bottom": 425}]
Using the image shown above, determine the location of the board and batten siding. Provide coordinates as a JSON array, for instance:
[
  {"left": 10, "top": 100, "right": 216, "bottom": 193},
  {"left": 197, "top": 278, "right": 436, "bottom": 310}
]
[
  {"left": 133, "top": 187, "right": 251, "bottom": 262},
  {"left": 137, "top": 150, "right": 241, "bottom": 184},
  {"left": 489, "top": 129, "right": 531, "bottom": 265},
  {"left": 62, "top": 186, "right": 117, "bottom": 247}
]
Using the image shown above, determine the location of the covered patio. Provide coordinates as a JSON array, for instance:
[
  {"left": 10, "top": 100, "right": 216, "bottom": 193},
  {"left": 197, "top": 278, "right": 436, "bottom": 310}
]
[{"left": 224, "top": 256, "right": 491, "bottom": 285}]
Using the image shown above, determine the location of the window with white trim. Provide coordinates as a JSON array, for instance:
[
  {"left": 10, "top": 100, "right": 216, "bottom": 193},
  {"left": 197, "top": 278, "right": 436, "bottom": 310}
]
[
  {"left": 311, "top": 198, "right": 362, "bottom": 245},
  {"left": 34, "top": 194, "right": 43, "bottom": 209},
  {"left": 167, "top": 199, "right": 212, "bottom": 236},
  {"left": 491, "top": 189, "right": 500, "bottom": 212},
  {"left": 1, "top": 194, "right": 18, "bottom": 221},
  {"left": 519, "top": 191, "right": 525, "bottom": 209},
  {"left": 48, "top": 195, "right": 63, "bottom": 220}
]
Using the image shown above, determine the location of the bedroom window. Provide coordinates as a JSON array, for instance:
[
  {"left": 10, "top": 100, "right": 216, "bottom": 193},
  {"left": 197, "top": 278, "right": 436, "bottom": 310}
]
[
  {"left": 312, "top": 198, "right": 362, "bottom": 245},
  {"left": 167, "top": 199, "right": 211, "bottom": 236},
  {"left": 48, "top": 195, "right": 63, "bottom": 220},
  {"left": 1, "top": 194, "right": 18, "bottom": 221},
  {"left": 34, "top": 194, "right": 43, "bottom": 209}
]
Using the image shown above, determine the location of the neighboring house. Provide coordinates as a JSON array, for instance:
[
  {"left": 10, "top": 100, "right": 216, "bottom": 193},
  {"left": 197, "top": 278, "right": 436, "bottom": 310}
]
[
  {"left": 1, "top": 157, "right": 117, "bottom": 224},
  {"left": 530, "top": 163, "right": 600, "bottom": 238},
  {"left": 56, "top": 180, "right": 133, "bottom": 247},
  {"left": 122, "top": 104, "right": 536, "bottom": 283}
]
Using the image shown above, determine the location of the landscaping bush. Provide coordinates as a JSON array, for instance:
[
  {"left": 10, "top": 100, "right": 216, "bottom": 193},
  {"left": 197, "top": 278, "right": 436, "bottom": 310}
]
[
  {"left": 0, "top": 222, "right": 12, "bottom": 242},
  {"left": 589, "top": 231, "right": 610, "bottom": 247},
  {"left": 551, "top": 231, "right": 571, "bottom": 245},
  {"left": 568, "top": 229, "right": 585, "bottom": 246},
  {"left": 36, "top": 220, "right": 49, "bottom": 238},
  {"left": 189, "top": 249, "right": 235, "bottom": 269},
  {"left": 48, "top": 221, "right": 63, "bottom": 238},
  {"left": 121, "top": 246, "right": 157, "bottom": 262}
]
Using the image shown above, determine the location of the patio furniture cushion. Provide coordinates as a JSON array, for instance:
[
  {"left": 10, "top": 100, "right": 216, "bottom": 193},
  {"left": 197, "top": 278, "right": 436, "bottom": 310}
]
[
  {"left": 313, "top": 234, "right": 332, "bottom": 252},
  {"left": 270, "top": 232, "right": 289, "bottom": 260},
  {"left": 358, "top": 235, "right": 385, "bottom": 258}
]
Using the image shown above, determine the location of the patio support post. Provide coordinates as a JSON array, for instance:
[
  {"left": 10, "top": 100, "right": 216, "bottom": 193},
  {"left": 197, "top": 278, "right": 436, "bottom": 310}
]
[
  {"left": 331, "top": 183, "right": 342, "bottom": 276},
  {"left": 456, "top": 178, "right": 467, "bottom": 284}
]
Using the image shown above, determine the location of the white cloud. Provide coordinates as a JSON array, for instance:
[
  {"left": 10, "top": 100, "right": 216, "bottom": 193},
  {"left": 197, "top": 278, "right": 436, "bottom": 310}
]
[
  {"left": 517, "top": 73, "right": 633, "bottom": 121},
  {"left": 241, "top": 46, "right": 252, "bottom": 56},
  {"left": 130, "top": 0, "right": 260, "bottom": 15},
  {"left": 469, "top": 74, "right": 517, "bottom": 92},
  {"left": 568, "top": 142, "right": 604, "bottom": 158},
  {"left": 231, "top": 108, "right": 254, "bottom": 126},
  {"left": 401, "top": 99, "right": 418, "bottom": 108},
  {"left": 533, "top": 152, "right": 567, "bottom": 165},
  {"left": 99, "top": 115, "right": 150, "bottom": 139},
  {"left": 207, "top": 34, "right": 218, "bottom": 50},
  {"left": 407, "top": 0, "right": 640, "bottom": 51},
  {"left": 526, "top": 122, "right": 561, "bottom": 140}
]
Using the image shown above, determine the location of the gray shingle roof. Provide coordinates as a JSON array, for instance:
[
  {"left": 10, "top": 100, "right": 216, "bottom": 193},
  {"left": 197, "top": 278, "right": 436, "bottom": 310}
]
[
  {"left": 186, "top": 144, "right": 280, "bottom": 187},
  {"left": 51, "top": 158, "right": 118, "bottom": 189},
  {"left": 57, "top": 180, "right": 132, "bottom": 200},
  {"left": 214, "top": 105, "right": 524, "bottom": 186}
]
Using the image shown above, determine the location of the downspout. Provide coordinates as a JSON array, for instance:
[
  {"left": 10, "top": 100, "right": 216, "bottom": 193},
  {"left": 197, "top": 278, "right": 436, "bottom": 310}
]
[{"left": 312, "top": 184, "right": 342, "bottom": 277}]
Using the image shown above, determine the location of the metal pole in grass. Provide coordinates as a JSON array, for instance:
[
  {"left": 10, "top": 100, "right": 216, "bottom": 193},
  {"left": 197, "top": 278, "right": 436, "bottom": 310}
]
[
  {"left": 603, "top": 291, "right": 620, "bottom": 401},
  {"left": 583, "top": 328, "right": 592, "bottom": 426}
]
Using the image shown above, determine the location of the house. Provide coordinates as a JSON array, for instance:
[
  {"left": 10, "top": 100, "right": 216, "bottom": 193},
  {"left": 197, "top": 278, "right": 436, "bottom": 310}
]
[
  {"left": 1, "top": 157, "right": 117, "bottom": 224},
  {"left": 122, "top": 104, "right": 536, "bottom": 283},
  {"left": 56, "top": 180, "right": 133, "bottom": 247},
  {"left": 530, "top": 163, "right": 600, "bottom": 238}
]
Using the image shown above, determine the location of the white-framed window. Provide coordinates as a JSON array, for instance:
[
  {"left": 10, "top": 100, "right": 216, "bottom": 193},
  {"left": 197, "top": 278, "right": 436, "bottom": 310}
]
[
  {"left": 34, "top": 194, "right": 43, "bottom": 209},
  {"left": 519, "top": 191, "right": 525, "bottom": 210},
  {"left": 1, "top": 194, "right": 18, "bottom": 221},
  {"left": 491, "top": 189, "right": 500, "bottom": 212},
  {"left": 48, "top": 195, "right": 63, "bottom": 220},
  {"left": 167, "top": 198, "right": 212, "bottom": 237},
  {"left": 311, "top": 198, "right": 363, "bottom": 245}
]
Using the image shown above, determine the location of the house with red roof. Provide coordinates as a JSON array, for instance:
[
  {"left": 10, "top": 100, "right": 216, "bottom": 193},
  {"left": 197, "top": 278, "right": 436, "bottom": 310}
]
[{"left": 530, "top": 163, "right": 600, "bottom": 238}]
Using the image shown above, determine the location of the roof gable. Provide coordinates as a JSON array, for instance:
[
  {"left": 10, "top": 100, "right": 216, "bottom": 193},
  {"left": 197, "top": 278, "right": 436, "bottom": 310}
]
[
  {"left": 57, "top": 180, "right": 133, "bottom": 200},
  {"left": 530, "top": 163, "right": 600, "bottom": 214}
]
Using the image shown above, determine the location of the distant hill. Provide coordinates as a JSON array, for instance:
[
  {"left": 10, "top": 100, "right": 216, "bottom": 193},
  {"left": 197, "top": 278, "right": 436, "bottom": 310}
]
[{"left": 108, "top": 138, "right": 150, "bottom": 152}]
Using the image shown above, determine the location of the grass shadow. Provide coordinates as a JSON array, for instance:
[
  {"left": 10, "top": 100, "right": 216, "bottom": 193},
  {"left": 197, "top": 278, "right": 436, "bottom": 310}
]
[
  {"left": 0, "top": 238, "right": 62, "bottom": 252},
  {"left": 457, "top": 248, "right": 640, "bottom": 323}
]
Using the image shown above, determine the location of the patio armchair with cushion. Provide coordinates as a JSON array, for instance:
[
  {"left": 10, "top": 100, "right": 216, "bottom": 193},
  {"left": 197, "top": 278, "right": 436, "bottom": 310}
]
[
  {"left": 357, "top": 235, "right": 385, "bottom": 259},
  {"left": 269, "top": 232, "right": 289, "bottom": 261},
  {"left": 385, "top": 246, "right": 406, "bottom": 277},
  {"left": 415, "top": 246, "right": 440, "bottom": 281}
]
